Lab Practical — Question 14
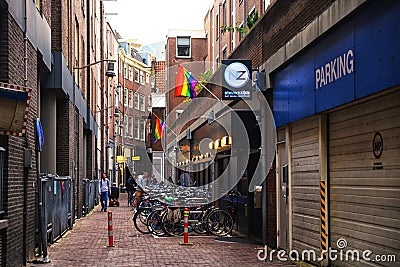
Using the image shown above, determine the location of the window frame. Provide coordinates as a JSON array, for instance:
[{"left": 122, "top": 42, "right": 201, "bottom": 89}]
[
  {"left": 134, "top": 68, "right": 139, "bottom": 82},
  {"left": 176, "top": 36, "right": 191, "bottom": 58},
  {"left": 128, "top": 116, "right": 133, "bottom": 139},
  {"left": 139, "top": 94, "right": 145, "bottom": 111},
  {"left": 124, "top": 88, "right": 128, "bottom": 107},
  {"left": 134, "top": 118, "right": 140, "bottom": 140},
  {"left": 124, "top": 115, "right": 128, "bottom": 137},
  {"left": 134, "top": 92, "right": 139, "bottom": 110},
  {"left": 140, "top": 119, "right": 145, "bottom": 141},
  {"left": 140, "top": 70, "right": 144, "bottom": 85},
  {"left": 128, "top": 90, "right": 133, "bottom": 108}
]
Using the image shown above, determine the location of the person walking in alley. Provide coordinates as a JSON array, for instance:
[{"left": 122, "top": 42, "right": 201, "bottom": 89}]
[
  {"left": 99, "top": 173, "right": 111, "bottom": 212},
  {"left": 125, "top": 169, "right": 136, "bottom": 207}
]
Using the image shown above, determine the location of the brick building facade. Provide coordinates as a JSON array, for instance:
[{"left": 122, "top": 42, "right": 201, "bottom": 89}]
[
  {"left": 0, "top": 0, "right": 51, "bottom": 266},
  {"left": 0, "top": 0, "right": 105, "bottom": 265}
]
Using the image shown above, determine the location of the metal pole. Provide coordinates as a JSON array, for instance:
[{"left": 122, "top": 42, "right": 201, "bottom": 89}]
[
  {"left": 218, "top": 3, "right": 222, "bottom": 64},
  {"left": 107, "top": 211, "right": 114, "bottom": 247},
  {"left": 180, "top": 208, "right": 192, "bottom": 245}
]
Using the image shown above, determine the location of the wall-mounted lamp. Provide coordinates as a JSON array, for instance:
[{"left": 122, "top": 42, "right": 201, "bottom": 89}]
[
  {"left": 221, "top": 136, "right": 232, "bottom": 146},
  {"left": 106, "top": 62, "right": 116, "bottom": 78},
  {"left": 214, "top": 139, "right": 221, "bottom": 149},
  {"left": 208, "top": 141, "right": 214, "bottom": 150}
]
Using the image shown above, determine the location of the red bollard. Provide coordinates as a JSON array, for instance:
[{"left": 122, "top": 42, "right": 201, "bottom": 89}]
[
  {"left": 107, "top": 211, "right": 114, "bottom": 247},
  {"left": 180, "top": 207, "right": 193, "bottom": 245}
]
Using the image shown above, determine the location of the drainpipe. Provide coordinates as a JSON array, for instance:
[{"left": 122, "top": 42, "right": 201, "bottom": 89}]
[
  {"left": 218, "top": 3, "right": 222, "bottom": 64},
  {"left": 22, "top": 1, "right": 28, "bottom": 265},
  {"left": 243, "top": 0, "right": 247, "bottom": 28},
  {"left": 100, "top": 0, "right": 105, "bottom": 173}
]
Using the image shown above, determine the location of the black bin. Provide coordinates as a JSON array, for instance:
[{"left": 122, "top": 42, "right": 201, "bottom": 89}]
[{"left": 111, "top": 186, "right": 119, "bottom": 199}]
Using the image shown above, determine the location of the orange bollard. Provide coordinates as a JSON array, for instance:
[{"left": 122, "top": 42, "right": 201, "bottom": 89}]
[
  {"left": 180, "top": 207, "right": 193, "bottom": 245},
  {"left": 107, "top": 211, "right": 114, "bottom": 247}
]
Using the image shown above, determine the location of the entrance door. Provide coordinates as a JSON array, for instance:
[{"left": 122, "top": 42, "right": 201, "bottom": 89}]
[{"left": 277, "top": 128, "right": 289, "bottom": 250}]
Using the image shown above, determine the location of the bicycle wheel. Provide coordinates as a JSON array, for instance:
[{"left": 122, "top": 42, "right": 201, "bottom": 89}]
[
  {"left": 147, "top": 209, "right": 167, "bottom": 237},
  {"left": 133, "top": 208, "right": 151, "bottom": 234},
  {"left": 161, "top": 209, "right": 184, "bottom": 236},
  {"left": 206, "top": 209, "right": 233, "bottom": 236},
  {"left": 191, "top": 209, "right": 208, "bottom": 235}
]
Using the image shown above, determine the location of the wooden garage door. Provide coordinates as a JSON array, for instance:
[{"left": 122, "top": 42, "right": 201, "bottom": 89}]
[{"left": 329, "top": 89, "right": 400, "bottom": 266}]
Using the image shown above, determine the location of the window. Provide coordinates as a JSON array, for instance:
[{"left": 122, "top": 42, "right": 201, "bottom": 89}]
[
  {"left": 81, "top": 0, "right": 85, "bottom": 14},
  {"left": 134, "top": 68, "right": 139, "bottom": 82},
  {"left": 129, "top": 90, "right": 133, "bottom": 108},
  {"left": 146, "top": 73, "right": 150, "bottom": 84},
  {"left": 124, "top": 88, "right": 128, "bottom": 106},
  {"left": 176, "top": 37, "right": 190, "bottom": 57},
  {"left": 263, "top": 0, "right": 270, "bottom": 11},
  {"left": 238, "top": 21, "right": 244, "bottom": 42},
  {"left": 134, "top": 118, "right": 140, "bottom": 139},
  {"left": 140, "top": 119, "right": 145, "bottom": 140},
  {"left": 128, "top": 116, "right": 133, "bottom": 138},
  {"left": 124, "top": 64, "right": 128, "bottom": 79},
  {"left": 216, "top": 14, "right": 219, "bottom": 40},
  {"left": 124, "top": 115, "right": 128, "bottom": 137},
  {"left": 129, "top": 66, "right": 133, "bottom": 81},
  {"left": 139, "top": 94, "right": 145, "bottom": 111},
  {"left": 223, "top": 1, "right": 227, "bottom": 26},
  {"left": 222, "top": 45, "right": 227, "bottom": 59},
  {"left": 140, "top": 71, "right": 144, "bottom": 85},
  {"left": 134, "top": 93, "right": 139, "bottom": 110}
]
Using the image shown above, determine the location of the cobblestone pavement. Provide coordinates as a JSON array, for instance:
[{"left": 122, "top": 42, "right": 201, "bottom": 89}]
[{"left": 28, "top": 193, "right": 298, "bottom": 267}]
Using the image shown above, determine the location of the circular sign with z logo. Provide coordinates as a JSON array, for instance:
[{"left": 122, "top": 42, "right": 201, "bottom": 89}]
[{"left": 224, "top": 62, "right": 250, "bottom": 89}]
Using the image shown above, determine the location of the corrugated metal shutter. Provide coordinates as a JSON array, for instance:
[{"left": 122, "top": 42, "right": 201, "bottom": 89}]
[
  {"left": 329, "top": 89, "right": 400, "bottom": 266},
  {"left": 291, "top": 116, "right": 321, "bottom": 255}
]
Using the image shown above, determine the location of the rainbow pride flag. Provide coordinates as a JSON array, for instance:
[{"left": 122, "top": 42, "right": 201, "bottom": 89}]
[
  {"left": 154, "top": 117, "right": 165, "bottom": 143},
  {"left": 174, "top": 64, "right": 198, "bottom": 99}
]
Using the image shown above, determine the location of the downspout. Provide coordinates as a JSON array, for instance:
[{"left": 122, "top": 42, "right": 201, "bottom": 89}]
[
  {"left": 164, "top": 40, "right": 168, "bottom": 181},
  {"left": 218, "top": 3, "right": 222, "bottom": 64},
  {"left": 243, "top": 0, "right": 247, "bottom": 28},
  {"left": 22, "top": 0, "right": 28, "bottom": 264},
  {"left": 100, "top": 0, "right": 105, "bottom": 173}
]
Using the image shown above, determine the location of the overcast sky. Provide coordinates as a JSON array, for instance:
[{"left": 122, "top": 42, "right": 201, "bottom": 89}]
[{"left": 104, "top": 0, "right": 213, "bottom": 44}]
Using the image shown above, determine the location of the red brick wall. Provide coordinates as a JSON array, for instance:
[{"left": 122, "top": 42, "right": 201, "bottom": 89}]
[
  {"left": 0, "top": 6, "right": 40, "bottom": 265},
  {"left": 155, "top": 61, "right": 166, "bottom": 93},
  {"left": 166, "top": 37, "right": 207, "bottom": 114},
  {"left": 231, "top": 0, "right": 335, "bottom": 63}
]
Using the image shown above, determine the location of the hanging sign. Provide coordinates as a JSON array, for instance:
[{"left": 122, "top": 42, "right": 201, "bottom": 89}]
[
  {"left": 222, "top": 60, "right": 252, "bottom": 100},
  {"left": 0, "top": 82, "right": 32, "bottom": 136}
]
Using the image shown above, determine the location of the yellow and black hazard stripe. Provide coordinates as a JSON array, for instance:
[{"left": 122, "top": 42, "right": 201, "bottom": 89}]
[{"left": 320, "top": 181, "right": 327, "bottom": 257}]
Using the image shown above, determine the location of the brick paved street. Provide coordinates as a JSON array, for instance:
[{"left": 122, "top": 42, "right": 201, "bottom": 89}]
[{"left": 27, "top": 193, "right": 297, "bottom": 267}]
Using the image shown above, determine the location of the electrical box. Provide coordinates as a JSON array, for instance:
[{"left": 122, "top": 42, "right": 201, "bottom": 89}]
[{"left": 24, "top": 148, "right": 32, "bottom": 169}]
